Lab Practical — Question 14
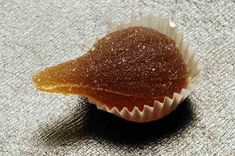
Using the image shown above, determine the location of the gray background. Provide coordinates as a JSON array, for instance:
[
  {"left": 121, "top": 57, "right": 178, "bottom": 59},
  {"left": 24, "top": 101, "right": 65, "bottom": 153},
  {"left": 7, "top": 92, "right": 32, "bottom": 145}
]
[{"left": 0, "top": 0, "right": 234, "bottom": 155}]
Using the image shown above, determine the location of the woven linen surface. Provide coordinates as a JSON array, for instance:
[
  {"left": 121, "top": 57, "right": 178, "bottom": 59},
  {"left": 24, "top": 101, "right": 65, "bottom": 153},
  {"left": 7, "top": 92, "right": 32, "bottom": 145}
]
[{"left": 0, "top": 0, "right": 234, "bottom": 155}]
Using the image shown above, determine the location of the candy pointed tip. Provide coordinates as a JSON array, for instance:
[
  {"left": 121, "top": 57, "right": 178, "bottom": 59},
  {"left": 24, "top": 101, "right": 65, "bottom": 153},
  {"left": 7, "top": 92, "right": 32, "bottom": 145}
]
[
  {"left": 31, "top": 70, "right": 80, "bottom": 95},
  {"left": 32, "top": 70, "right": 56, "bottom": 92}
]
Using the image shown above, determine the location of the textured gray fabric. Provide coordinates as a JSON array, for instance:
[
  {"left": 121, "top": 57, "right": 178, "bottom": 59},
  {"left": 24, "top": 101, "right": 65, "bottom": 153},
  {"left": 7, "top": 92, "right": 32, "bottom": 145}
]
[{"left": 0, "top": 0, "right": 235, "bottom": 155}]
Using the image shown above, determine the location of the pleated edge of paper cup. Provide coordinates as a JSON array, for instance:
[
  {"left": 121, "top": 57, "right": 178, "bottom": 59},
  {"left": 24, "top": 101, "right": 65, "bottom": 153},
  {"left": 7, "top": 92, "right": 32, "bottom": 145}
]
[{"left": 89, "top": 15, "right": 202, "bottom": 123}]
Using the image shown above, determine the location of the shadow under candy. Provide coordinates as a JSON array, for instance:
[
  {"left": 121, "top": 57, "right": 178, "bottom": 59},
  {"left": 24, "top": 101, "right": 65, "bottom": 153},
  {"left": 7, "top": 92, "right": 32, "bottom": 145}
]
[{"left": 38, "top": 97, "right": 196, "bottom": 146}]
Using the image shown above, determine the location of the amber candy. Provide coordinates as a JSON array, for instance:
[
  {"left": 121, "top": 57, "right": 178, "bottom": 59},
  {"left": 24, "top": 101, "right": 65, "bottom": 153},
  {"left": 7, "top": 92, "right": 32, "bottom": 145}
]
[{"left": 33, "top": 26, "right": 188, "bottom": 111}]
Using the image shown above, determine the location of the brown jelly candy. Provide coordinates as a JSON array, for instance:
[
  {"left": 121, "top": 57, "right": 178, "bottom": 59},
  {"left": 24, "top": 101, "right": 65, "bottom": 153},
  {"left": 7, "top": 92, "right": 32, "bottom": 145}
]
[{"left": 33, "top": 26, "right": 188, "bottom": 111}]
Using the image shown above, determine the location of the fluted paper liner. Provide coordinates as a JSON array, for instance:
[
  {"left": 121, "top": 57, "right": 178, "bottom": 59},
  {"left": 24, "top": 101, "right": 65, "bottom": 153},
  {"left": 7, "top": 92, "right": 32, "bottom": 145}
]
[{"left": 87, "top": 15, "right": 202, "bottom": 122}]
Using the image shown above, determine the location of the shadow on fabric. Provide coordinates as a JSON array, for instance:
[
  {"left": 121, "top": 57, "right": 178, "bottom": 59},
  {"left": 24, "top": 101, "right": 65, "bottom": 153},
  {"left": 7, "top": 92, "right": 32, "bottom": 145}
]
[{"left": 38, "top": 97, "right": 196, "bottom": 146}]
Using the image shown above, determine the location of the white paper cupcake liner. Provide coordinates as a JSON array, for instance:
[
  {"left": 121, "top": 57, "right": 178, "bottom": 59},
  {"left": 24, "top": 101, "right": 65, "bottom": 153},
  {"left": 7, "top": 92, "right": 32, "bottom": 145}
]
[{"left": 88, "top": 15, "right": 202, "bottom": 123}]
